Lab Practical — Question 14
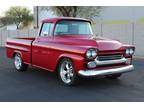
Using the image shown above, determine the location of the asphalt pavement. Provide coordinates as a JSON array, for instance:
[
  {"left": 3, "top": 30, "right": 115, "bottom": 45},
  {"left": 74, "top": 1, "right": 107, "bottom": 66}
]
[{"left": 0, "top": 48, "right": 144, "bottom": 102}]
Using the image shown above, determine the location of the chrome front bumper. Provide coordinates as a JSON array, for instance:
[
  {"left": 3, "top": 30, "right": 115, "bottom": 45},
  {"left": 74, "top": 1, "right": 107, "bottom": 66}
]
[{"left": 78, "top": 65, "right": 134, "bottom": 77}]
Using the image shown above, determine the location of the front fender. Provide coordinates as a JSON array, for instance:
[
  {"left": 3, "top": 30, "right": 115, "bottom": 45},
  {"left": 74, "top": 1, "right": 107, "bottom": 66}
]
[{"left": 56, "top": 53, "right": 85, "bottom": 73}]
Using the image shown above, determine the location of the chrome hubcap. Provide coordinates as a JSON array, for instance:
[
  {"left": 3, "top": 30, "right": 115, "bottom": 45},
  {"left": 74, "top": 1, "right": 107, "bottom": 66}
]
[
  {"left": 60, "top": 61, "right": 74, "bottom": 84},
  {"left": 14, "top": 55, "right": 22, "bottom": 70}
]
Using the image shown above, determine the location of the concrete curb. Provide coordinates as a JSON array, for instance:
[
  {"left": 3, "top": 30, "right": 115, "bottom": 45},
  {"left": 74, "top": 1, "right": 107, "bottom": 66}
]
[{"left": 133, "top": 56, "right": 144, "bottom": 60}]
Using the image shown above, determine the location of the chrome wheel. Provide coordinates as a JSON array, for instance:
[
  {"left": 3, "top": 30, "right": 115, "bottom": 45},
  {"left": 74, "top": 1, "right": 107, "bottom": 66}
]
[
  {"left": 60, "top": 61, "right": 74, "bottom": 84},
  {"left": 14, "top": 54, "right": 22, "bottom": 70}
]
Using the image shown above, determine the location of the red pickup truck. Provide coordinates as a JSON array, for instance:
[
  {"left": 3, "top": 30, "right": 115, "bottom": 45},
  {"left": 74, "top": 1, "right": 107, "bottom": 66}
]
[{"left": 6, "top": 17, "right": 135, "bottom": 85}]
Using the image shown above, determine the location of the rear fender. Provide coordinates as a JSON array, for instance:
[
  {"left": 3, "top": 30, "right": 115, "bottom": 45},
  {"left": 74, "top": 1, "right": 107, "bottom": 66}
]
[
  {"left": 6, "top": 48, "right": 22, "bottom": 59},
  {"left": 13, "top": 50, "right": 23, "bottom": 58}
]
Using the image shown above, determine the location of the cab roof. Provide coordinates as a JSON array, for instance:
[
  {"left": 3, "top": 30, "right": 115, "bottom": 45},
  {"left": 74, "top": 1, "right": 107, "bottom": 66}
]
[{"left": 42, "top": 17, "right": 91, "bottom": 23}]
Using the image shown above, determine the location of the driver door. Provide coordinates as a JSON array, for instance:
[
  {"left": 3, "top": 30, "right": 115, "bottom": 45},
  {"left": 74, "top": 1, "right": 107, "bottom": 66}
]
[{"left": 32, "top": 22, "right": 54, "bottom": 70}]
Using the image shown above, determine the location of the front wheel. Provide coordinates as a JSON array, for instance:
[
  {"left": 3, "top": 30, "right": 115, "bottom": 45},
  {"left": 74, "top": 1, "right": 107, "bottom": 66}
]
[
  {"left": 14, "top": 53, "right": 28, "bottom": 72},
  {"left": 58, "top": 58, "right": 78, "bottom": 86}
]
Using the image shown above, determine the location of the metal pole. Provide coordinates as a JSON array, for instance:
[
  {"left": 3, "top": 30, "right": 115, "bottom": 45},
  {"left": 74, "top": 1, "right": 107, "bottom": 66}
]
[
  {"left": 100, "top": 17, "right": 103, "bottom": 36},
  {"left": 28, "top": 29, "right": 29, "bottom": 37},
  {"left": 132, "top": 22, "right": 134, "bottom": 45},
  {"left": 17, "top": 30, "right": 19, "bottom": 37},
  {"left": 0, "top": 30, "right": 2, "bottom": 46},
  {"left": 101, "top": 23, "right": 103, "bottom": 36},
  {"left": 36, "top": 6, "right": 39, "bottom": 28}
]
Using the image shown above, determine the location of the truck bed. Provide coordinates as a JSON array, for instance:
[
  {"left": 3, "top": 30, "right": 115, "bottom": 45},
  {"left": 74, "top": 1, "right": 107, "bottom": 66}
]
[{"left": 6, "top": 37, "right": 35, "bottom": 64}]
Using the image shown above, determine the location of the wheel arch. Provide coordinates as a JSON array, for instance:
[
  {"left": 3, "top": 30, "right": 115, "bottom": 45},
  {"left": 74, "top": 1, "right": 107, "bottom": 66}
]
[
  {"left": 55, "top": 54, "right": 85, "bottom": 73},
  {"left": 13, "top": 50, "right": 22, "bottom": 58}
]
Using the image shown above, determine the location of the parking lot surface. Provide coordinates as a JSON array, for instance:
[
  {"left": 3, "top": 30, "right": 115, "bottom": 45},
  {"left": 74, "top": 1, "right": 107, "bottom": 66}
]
[{"left": 0, "top": 48, "right": 144, "bottom": 102}]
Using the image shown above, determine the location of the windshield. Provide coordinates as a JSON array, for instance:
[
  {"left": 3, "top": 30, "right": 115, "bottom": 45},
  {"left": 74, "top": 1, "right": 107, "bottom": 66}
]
[{"left": 54, "top": 20, "right": 93, "bottom": 36}]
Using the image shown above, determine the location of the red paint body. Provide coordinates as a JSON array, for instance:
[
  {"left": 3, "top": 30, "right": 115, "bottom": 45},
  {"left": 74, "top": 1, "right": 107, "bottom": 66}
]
[{"left": 6, "top": 17, "right": 135, "bottom": 74}]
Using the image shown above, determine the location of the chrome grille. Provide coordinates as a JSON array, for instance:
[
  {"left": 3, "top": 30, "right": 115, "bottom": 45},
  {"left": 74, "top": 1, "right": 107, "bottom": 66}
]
[{"left": 97, "top": 55, "right": 123, "bottom": 61}]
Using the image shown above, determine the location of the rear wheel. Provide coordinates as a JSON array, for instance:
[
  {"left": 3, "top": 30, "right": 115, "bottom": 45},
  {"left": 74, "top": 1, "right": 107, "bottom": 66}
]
[
  {"left": 14, "top": 53, "right": 28, "bottom": 72},
  {"left": 58, "top": 58, "right": 78, "bottom": 86},
  {"left": 106, "top": 74, "right": 122, "bottom": 79}
]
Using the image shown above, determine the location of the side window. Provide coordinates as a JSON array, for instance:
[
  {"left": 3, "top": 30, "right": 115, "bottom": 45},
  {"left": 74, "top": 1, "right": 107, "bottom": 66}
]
[{"left": 40, "top": 23, "right": 54, "bottom": 36}]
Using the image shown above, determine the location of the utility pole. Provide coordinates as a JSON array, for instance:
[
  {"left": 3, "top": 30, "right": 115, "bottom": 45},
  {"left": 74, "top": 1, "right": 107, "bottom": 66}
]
[
  {"left": 95, "top": 15, "right": 103, "bottom": 36},
  {"left": 132, "top": 22, "right": 134, "bottom": 45},
  {"left": 36, "top": 6, "right": 39, "bottom": 28},
  {"left": 131, "top": 7, "right": 135, "bottom": 45},
  {"left": 100, "top": 22, "right": 103, "bottom": 36}
]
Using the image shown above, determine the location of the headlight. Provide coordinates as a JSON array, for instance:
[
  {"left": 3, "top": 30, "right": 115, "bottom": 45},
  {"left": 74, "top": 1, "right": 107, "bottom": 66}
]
[
  {"left": 126, "top": 49, "right": 130, "bottom": 55},
  {"left": 86, "top": 49, "right": 97, "bottom": 59},
  {"left": 129, "top": 48, "right": 134, "bottom": 55},
  {"left": 125, "top": 48, "right": 134, "bottom": 55}
]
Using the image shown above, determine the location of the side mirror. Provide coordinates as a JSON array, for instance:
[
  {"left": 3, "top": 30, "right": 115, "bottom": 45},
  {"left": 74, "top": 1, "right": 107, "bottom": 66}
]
[{"left": 43, "top": 32, "right": 49, "bottom": 36}]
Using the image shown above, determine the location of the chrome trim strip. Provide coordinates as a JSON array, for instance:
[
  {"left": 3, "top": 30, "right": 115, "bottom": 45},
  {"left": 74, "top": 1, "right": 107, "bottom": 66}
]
[
  {"left": 78, "top": 65, "right": 134, "bottom": 77},
  {"left": 6, "top": 45, "right": 30, "bottom": 52},
  {"left": 95, "top": 57, "right": 127, "bottom": 66}
]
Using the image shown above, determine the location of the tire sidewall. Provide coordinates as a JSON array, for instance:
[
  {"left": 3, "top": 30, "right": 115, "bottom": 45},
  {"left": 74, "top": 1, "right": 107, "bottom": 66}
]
[
  {"left": 58, "top": 58, "right": 77, "bottom": 86},
  {"left": 14, "top": 53, "right": 27, "bottom": 72}
]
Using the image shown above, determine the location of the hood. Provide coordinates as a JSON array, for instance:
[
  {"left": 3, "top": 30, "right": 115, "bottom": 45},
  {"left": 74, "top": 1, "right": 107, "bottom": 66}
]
[
  {"left": 54, "top": 35, "right": 122, "bottom": 51},
  {"left": 90, "top": 36, "right": 122, "bottom": 51}
]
